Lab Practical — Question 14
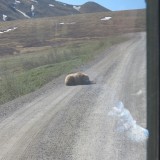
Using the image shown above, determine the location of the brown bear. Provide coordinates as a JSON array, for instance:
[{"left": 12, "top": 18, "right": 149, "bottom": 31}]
[{"left": 65, "top": 72, "right": 95, "bottom": 86}]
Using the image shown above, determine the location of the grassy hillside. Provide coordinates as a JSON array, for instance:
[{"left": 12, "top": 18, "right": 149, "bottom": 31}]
[{"left": 0, "top": 9, "right": 145, "bottom": 56}]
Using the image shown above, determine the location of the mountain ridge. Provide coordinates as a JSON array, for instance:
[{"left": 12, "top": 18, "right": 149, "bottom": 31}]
[
  {"left": 0, "top": 0, "right": 111, "bottom": 21},
  {"left": 79, "top": 1, "right": 110, "bottom": 13}
]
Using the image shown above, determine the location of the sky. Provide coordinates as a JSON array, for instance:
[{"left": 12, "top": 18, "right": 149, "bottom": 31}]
[{"left": 57, "top": 0, "right": 146, "bottom": 11}]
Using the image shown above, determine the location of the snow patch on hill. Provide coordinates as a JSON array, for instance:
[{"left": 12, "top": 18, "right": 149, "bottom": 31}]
[
  {"left": 0, "top": 27, "right": 17, "bottom": 34},
  {"left": 101, "top": 17, "right": 112, "bottom": 21},
  {"left": 31, "top": 5, "right": 35, "bottom": 12},
  {"left": 73, "top": 6, "right": 81, "bottom": 11},
  {"left": 2, "top": 14, "right": 7, "bottom": 21},
  {"left": 14, "top": 0, "right": 21, "bottom": 4},
  {"left": 16, "top": 9, "right": 30, "bottom": 18},
  {"left": 59, "top": 22, "right": 76, "bottom": 25},
  {"left": 31, "top": 5, "right": 35, "bottom": 17},
  {"left": 49, "top": 4, "right": 54, "bottom": 7},
  {"left": 31, "top": 0, "right": 38, "bottom": 3}
]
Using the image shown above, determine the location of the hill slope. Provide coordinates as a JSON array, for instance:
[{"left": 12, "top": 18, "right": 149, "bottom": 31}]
[
  {"left": 0, "top": 0, "right": 111, "bottom": 21},
  {"left": 79, "top": 2, "right": 111, "bottom": 13},
  {"left": 0, "top": 9, "right": 145, "bottom": 56}
]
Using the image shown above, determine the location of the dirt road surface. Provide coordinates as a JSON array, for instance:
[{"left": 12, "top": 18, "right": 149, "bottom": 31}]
[{"left": 0, "top": 32, "right": 147, "bottom": 160}]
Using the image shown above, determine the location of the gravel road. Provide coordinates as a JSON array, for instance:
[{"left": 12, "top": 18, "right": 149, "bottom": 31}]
[{"left": 0, "top": 32, "right": 147, "bottom": 160}]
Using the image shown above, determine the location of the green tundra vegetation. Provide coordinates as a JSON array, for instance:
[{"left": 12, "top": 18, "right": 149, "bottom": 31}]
[{"left": 0, "top": 35, "right": 128, "bottom": 104}]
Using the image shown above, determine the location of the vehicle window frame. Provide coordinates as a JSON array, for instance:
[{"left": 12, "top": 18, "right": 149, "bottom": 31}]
[{"left": 146, "top": 0, "right": 160, "bottom": 159}]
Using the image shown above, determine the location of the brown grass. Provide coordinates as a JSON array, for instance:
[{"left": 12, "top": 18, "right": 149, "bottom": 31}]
[{"left": 0, "top": 9, "right": 145, "bottom": 56}]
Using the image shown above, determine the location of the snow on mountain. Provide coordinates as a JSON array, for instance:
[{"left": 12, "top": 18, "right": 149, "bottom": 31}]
[
  {"left": 73, "top": 6, "right": 81, "bottom": 11},
  {"left": 31, "top": 5, "right": 35, "bottom": 17},
  {"left": 3, "top": 14, "right": 7, "bottom": 21},
  {"left": 49, "top": 4, "right": 54, "bottom": 7},
  {"left": 31, "top": 0, "right": 38, "bottom": 3},
  {"left": 16, "top": 9, "right": 30, "bottom": 18},
  {"left": 31, "top": 5, "right": 35, "bottom": 12},
  {"left": 14, "top": 0, "right": 21, "bottom": 4}
]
